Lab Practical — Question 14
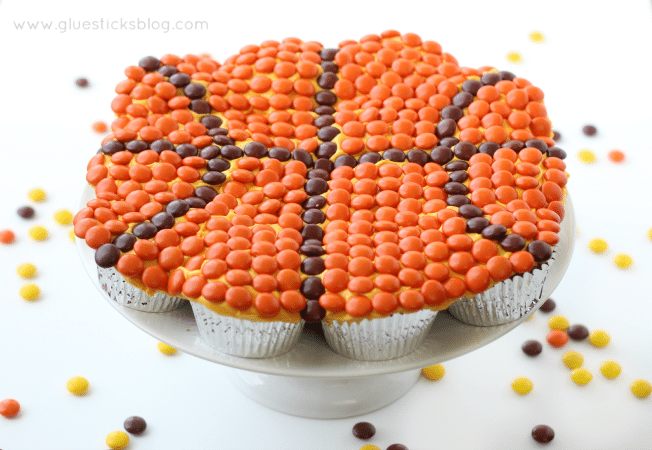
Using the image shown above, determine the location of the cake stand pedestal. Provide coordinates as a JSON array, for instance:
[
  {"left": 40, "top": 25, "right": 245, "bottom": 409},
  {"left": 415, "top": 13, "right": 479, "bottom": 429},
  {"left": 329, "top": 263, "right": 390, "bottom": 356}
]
[{"left": 78, "top": 188, "right": 574, "bottom": 419}]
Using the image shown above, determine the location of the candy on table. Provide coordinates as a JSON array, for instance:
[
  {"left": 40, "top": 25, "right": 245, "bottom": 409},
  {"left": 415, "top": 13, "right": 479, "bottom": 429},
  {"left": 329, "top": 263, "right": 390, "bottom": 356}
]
[
  {"left": 28, "top": 226, "right": 48, "bottom": 241},
  {"left": 571, "top": 368, "right": 593, "bottom": 385},
  {"left": 124, "top": 416, "right": 147, "bottom": 434},
  {"left": 106, "top": 431, "right": 129, "bottom": 450},
  {"left": 577, "top": 149, "right": 596, "bottom": 163},
  {"left": 0, "top": 398, "right": 20, "bottom": 418},
  {"left": 27, "top": 188, "right": 46, "bottom": 202},
  {"left": 19, "top": 284, "right": 40, "bottom": 301},
  {"left": 548, "top": 315, "right": 570, "bottom": 331},
  {"left": 386, "top": 445, "right": 409, "bottom": 450},
  {"left": 53, "top": 209, "right": 73, "bottom": 225},
  {"left": 531, "top": 424, "right": 555, "bottom": 443},
  {"left": 17, "top": 206, "right": 35, "bottom": 218},
  {"left": 562, "top": 351, "right": 584, "bottom": 370},
  {"left": 75, "top": 77, "right": 89, "bottom": 87},
  {"left": 587, "top": 238, "right": 608, "bottom": 253},
  {"left": 607, "top": 149, "right": 625, "bottom": 163},
  {"left": 567, "top": 324, "right": 589, "bottom": 341},
  {"left": 421, "top": 364, "right": 445, "bottom": 380},
  {"left": 505, "top": 51, "right": 522, "bottom": 64},
  {"left": 589, "top": 329, "right": 610, "bottom": 348},
  {"left": 511, "top": 376, "right": 533, "bottom": 394},
  {"left": 17, "top": 263, "right": 37, "bottom": 278},
  {"left": 359, "top": 446, "right": 381, "bottom": 450},
  {"left": 630, "top": 379, "right": 651, "bottom": 398},
  {"left": 546, "top": 330, "right": 568, "bottom": 348},
  {"left": 582, "top": 124, "right": 597, "bottom": 136},
  {"left": 538, "top": 298, "right": 556, "bottom": 313},
  {"left": 0, "top": 229, "right": 16, "bottom": 244},
  {"left": 521, "top": 340, "right": 543, "bottom": 356},
  {"left": 352, "top": 422, "right": 376, "bottom": 440},
  {"left": 528, "top": 31, "right": 546, "bottom": 43},
  {"left": 600, "top": 360, "right": 621, "bottom": 379},
  {"left": 66, "top": 376, "right": 89, "bottom": 395},
  {"left": 613, "top": 253, "right": 633, "bottom": 269},
  {"left": 92, "top": 121, "right": 108, "bottom": 133},
  {"left": 157, "top": 341, "right": 177, "bottom": 355}
]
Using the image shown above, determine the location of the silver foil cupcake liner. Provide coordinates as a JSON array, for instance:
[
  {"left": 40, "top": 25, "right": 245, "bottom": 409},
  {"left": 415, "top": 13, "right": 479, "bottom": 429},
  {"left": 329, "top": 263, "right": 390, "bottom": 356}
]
[
  {"left": 447, "top": 254, "right": 555, "bottom": 326},
  {"left": 190, "top": 302, "right": 304, "bottom": 358},
  {"left": 321, "top": 309, "right": 437, "bottom": 361},
  {"left": 97, "top": 266, "right": 185, "bottom": 312}
]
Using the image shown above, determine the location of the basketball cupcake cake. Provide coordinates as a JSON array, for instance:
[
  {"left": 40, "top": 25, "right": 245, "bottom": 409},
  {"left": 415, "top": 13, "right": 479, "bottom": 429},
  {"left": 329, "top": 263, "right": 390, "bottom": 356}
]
[{"left": 76, "top": 30, "right": 568, "bottom": 360}]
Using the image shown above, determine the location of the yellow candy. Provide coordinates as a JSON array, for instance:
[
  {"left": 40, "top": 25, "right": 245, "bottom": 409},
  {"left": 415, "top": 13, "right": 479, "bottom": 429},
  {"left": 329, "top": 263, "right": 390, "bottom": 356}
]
[
  {"left": 528, "top": 31, "right": 546, "bottom": 43},
  {"left": 421, "top": 364, "right": 445, "bottom": 381},
  {"left": 106, "top": 431, "right": 130, "bottom": 450},
  {"left": 588, "top": 238, "right": 608, "bottom": 253},
  {"left": 571, "top": 368, "right": 593, "bottom": 385},
  {"left": 647, "top": 228, "right": 652, "bottom": 241},
  {"left": 562, "top": 351, "right": 584, "bottom": 370},
  {"left": 68, "top": 228, "right": 76, "bottom": 242},
  {"left": 511, "top": 376, "right": 533, "bottom": 394},
  {"left": 359, "top": 446, "right": 381, "bottom": 450},
  {"left": 577, "top": 149, "right": 596, "bottom": 163},
  {"left": 28, "top": 225, "right": 48, "bottom": 241},
  {"left": 66, "top": 376, "right": 89, "bottom": 395},
  {"left": 28, "top": 188, "right": 46, "bottom": 202},
  {"left": 53, "top": 209, "right": 73, "bottom": 225},
  {"left": 548, "top": 315, "right": 570, "bottom": 331},
  {"left": 600, "top": 360, "right": 621, "bottom": 379},
  {"left": 630, "top": 379, "right": 651, "bottom": 399},
  {"left": 506, "top": 51, "right": 522, "bottom": 64},
  {"left": 16, "top": 263, "right": 37, "bottom": 279},
  {"left": 19, "top": 284, "right": 40, "bottom": 301},
  {"left": 157, "top": 341, "right": 177, "bottom": 355},
  {"left": 589, "top": 329, "right": 610, "bottom": 348},
  {"left": 613, "top": 253, "right": 633, "bottom": 269}
]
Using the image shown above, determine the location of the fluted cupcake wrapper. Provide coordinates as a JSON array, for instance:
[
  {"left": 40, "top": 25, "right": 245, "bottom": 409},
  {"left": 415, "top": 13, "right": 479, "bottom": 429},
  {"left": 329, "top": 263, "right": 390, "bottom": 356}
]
[
  {"left": 321, "top": 310, "right": 437, "bottom": 361},
  {"left": 447, "top": 253, "right": 556, "bottom": 326},
  {"left": 190, "top": 302, "right": 304, "bottom": 358},
  {"left": 97, "top": 266, "right": 185, "bottom": 313}
]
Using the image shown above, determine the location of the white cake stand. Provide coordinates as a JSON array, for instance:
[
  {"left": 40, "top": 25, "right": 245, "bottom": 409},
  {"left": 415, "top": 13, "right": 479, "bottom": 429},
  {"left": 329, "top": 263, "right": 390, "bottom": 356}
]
[{"left": 78, "top": 187, "right": 575, "bottom": 419}]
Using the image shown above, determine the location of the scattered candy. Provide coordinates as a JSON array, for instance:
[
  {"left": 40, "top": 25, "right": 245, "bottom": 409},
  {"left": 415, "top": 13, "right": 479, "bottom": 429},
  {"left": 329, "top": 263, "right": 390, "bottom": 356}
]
[
  {"left": 588, "top": 238, "right": 608, "bottom": 253},
  {"left": 571, "top": 368, "right": 593, "bottom": 385},
  {"left": 539, "top": 298, "right": 556, "bottom": 313},
  {"left": 600, "top": 360, "right": 621, "bottom": 379},
  {"left": 92, "top": 121, "right": 108, "bottom": 133},
  {"left": 353, "top": 422, "right": 376, "bottom": 440},
  {"left": 16, "top": 263, "right": 37, "bottom": 279},
  {"left": 613, "top": 254, "right": 633, "bottom": 269},
  {"left": 17, "top": 206, "right": 35, "bottom": 219},
  {"left": 19, "top": 284, "right": 40, "bottom": 301},
  {"left": 562, "top": 351, "right": 584, "bottom": 370},
  {"left": 528, "top": 31, "right": 545, "bottom": 43},
  {"left": 521, "top": 340, "right": 543, "bottom": 357},
  {"left": 648, "top": 228, "right": 652, "bottom": 241},
  {"left": 157, "top": 341, "right": 177, "bottom": 355},
  {"left": 106, "top": 431, "right": 129, "bottom": 450},
  {"left": 27, "top": 188, "right": 46, "bottom": 202},
  {"left": 546, "top": 330, "right": 569, "bottom": 348},
  {"left": 68, "top": 228, "right": 76, "bottom": 242},
  {"left": 511, "top": 376, "right": 533, "bottom": 394},
  {"left": 582, "top": 125, "right": 597, "bottom": 136},
  {"left": 630, "top": 379, "right": 651, "bottom": 398},
  {"left": 386, "top": 445, "right": 409, "bottom": 450},
  {"left": 0, "top": 399, "right": 20, "bottom": 418},
  {"left": 75, "top": 77, "right": 89, "bottom": 87},
  {"left": 28, "top": 226, "right": 48, "bottom": 241},
  {"left": 421, "top": 364, "right": 445, "bottom": 380},
  {"left": 0, "top": 229, "right": 16, "bottom": 244},
  {"left": 124, "top": 416, "right": 147, "bottom": 434},
  {"left": 577, "top": 149, "right": 596, "bottom": 163},
  {"left": 53, "top": 209, "right": 73, "bottom": 225},
  {"left": 66, "top": 376, "right": 89, "bottom": 395},
  {"left": 589, "top": 329, "right": 610, "bottom": 348},
  {"left": 548, "top": 315, "right": 570, "bottom": 331},
  {"left": 531, "top": 424, "right": 555, "bottom": 443},
  {"left": 506, "top": 51, "right": 522, "bottom": 64},
  {"left": 359, "top": 446, "right": 381, "bottom": 450},
  {"left": 607, "top": 150, "right": 625, "bottom": 163},
  {"left": 567, "top": 324, "right": 589, "bottom": 341}
]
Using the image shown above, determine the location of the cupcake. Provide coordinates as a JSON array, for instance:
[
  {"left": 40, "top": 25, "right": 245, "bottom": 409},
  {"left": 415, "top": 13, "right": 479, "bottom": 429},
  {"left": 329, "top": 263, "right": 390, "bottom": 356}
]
[{"left": 76, "top": 30, "right": 568, "bottom": 360}]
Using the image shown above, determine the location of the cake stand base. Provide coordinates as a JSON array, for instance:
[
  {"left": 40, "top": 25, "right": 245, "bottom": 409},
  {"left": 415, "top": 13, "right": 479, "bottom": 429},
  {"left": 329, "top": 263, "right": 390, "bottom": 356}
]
[{"left": 226, "top": 368, "right": 421, "bottom": 419}]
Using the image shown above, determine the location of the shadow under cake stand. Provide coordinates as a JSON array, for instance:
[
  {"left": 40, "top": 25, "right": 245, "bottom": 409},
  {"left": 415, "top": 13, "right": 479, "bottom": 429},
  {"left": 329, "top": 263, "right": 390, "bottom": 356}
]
[{"left": 78, "top": 187, "right": 575, "bottom": 419}]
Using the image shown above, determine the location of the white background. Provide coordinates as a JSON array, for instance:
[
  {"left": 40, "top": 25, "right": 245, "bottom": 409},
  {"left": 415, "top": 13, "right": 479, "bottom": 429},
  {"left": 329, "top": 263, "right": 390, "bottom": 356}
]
[{"left": 1, "top": 0, "right": 652, "bottom": 449}]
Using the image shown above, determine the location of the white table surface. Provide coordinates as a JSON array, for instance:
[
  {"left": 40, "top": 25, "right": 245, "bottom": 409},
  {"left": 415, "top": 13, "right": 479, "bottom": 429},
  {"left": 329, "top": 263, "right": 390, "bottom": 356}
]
[{"left": 1, "top": 1, "right": 651, "bottom": 449}]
